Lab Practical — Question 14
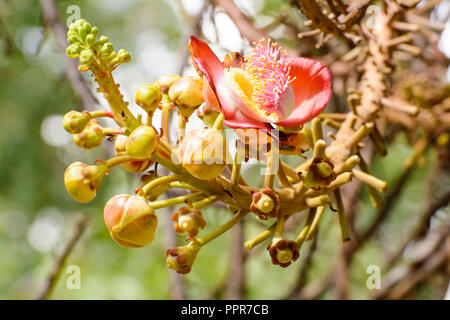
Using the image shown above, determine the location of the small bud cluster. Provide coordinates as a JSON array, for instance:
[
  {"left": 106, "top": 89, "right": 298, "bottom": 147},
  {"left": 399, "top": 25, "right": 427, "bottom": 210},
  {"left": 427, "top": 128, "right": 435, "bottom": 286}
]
[{"left": 67, "top": 19, "right": 131, "bottom": 72}]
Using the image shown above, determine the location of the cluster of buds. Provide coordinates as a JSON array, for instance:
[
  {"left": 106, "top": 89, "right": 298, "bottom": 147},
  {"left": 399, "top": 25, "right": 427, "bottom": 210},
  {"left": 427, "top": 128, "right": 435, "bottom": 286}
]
[
  {"left": 66, "top": 19, "right": 130, "bottom": 72},
  {"left": 61, "top": 18, "right": 390, "bottom": 275}
]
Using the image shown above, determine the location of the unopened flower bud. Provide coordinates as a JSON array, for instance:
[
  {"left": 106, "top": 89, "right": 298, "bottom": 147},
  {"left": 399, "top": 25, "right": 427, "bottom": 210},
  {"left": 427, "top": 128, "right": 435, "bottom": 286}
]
[
  {"left": 250, "top": 188, "right": 280, "bottom": 220},
  {"left": 64, "top": 162, "right": 108, "bottom": 203},
  {"left": 66, "top": 44, "right": 83, "bottom": 58},
  {"left": 155, "top": 74, "right": 182, "bottom": 94},
  {"left": 178, "top": 129, "right": 229, "bottom": 180},
  {"left": 114, "top": 135, "right": 152, "bottom": 173},
  {"left": 171, "top": 207, "right": 206, "bottom": 239},
  {"left": 117, "top": 49, "right": 131, "bottom": 63},
  {"left": 104, "top": 194, "right": 158, "bottom": 248},
  {"left": 125, "top": 125, "right": 158, "bottom": 160},
  {"left": 73, "top": 119, "right": 104, "bottom": 150},
  {"left": 63, "top": 110, "right": 91, "bottom": 134},
  {"left": 97, "top": 44, "right": 111, "bottom": 57},
  {"left": 267, "top": 238, "right": 299, "bottom": 268},
  {"left": 135, "top": 84, "right": 162, "bottom": 113},
  {"left": 79, "top": 49, "right": 95, "bottom": 64},
  {"left": 166, "top": 243, "right": 201, "bottom": 274},
  {"left": 302, "top": 157, "right": 337, "bottom": 189},
  {"left": 169, "top": 76, "right": 203, "bottom": 115}
]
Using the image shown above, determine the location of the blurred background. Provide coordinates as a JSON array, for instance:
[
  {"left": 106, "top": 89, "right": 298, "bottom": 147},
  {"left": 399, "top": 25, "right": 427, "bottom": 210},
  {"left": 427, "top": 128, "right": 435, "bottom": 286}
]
[{"left": 0, "top": 0, "right": 448, "bottom": 299}]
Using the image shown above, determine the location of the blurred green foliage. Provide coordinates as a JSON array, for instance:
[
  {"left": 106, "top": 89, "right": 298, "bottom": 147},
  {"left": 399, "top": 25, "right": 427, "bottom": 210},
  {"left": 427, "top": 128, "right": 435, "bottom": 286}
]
[{"left": 0, "top": 0, "right": 447, "bottom": 300}]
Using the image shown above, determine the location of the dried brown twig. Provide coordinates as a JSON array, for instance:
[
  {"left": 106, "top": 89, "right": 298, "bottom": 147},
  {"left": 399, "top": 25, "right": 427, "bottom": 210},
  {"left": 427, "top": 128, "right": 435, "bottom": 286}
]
[{"left": 36, "top": 215, "right": 88, "bottom": 300}]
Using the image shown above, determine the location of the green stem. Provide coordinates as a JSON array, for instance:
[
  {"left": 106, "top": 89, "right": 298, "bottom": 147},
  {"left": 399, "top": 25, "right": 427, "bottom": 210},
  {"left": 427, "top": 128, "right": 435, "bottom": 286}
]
[
  {"left": 311, "top": 118, "right": 323, "bottom": 144},
  {"left": 89, "top": 63, "right": 139, "bottom": 130},
  {"left": 333, "top": 188, "right": 350, "bottom": 242},
  {"left": 89, "top": 110, "right": 114, "bottom": 119},
  {"left": 149, "top": 193, "right": 204, "bottom": 210},
  {"left": 244, "top": 222, "right": 277, "bottom": 249},
  {"left": 273, "top": 214, "right": 286, "bottom": 238},
  {"left": 104, "top": 155, "right": 133, "bottom": 168},
  {"left": 296, "top": 208, "right": 316, "bottom": 248},
  {"left": 193, "top": 195, "right": 222, "bottom": 209},
  {"left": 277, "top": 159, "right": 293, "bottom": 188},
  {"left": 160, "top": 102, "right": 172, "bottom": 143},
  {"left": 231, "top": 147, "right": 243, "bottom": 186},
  {"left": 305, "top": 206, "right": 325, "bottom": 240},
  {"left": 142, "top": 175, "right": 182, "bottom": 194},
  {"left": 101, "top": 127, "right": 125, "bottom": 136},
  {"left": 264, "top": 148, "right": 275, "bottom": 189},
  {"left": 168, "top": 181, "right": 199, "bottom": 191},
  {"left": 197, "top": 210, "right": 247, "bottom": 246}
]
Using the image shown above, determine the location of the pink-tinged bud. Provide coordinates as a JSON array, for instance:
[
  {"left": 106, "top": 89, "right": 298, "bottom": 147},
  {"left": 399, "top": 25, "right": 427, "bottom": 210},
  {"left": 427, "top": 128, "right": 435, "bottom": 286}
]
[
  {"left": 64, "top": 162, "right": 108, "bottom": 203},
  {"left": 250, "top": 188, "right": 280, "bottom": 220},
  {"left": 302, "top": 157, "right": 337, "bottom": 189},
  {"left": 114, "top": 135, "right": 152, "bottom": 173},
  {"left": 135, "top": 84, "right": 162, "bottom": 113},
  {"left": 104, "top": 194, "right": 158, "bottom": 248},
  {"left": 73, "top": 119, "right": 104, "bottom": 150},
  {"left": 125, "top": 125, "right": 158, "bottom": 160},
  {"left": 267, "top": 238, "right": 299, "bottom": 268},
  {"left": 171, "top": 207, "right": 206, "bottom": 239},
  {"left": 155, "top": 74, "right": 182, "bottom": 94},
  {"left": 177, "top": 129, "right": 229, "bottom": 180},
  {"left": 168, "top": 76, "right": 203, "bottom": 115},
  {"left": 166, "top": 243, "right": 201, "bottom": 274},
  {"left": 63, "top": 110, "right": 90, "bottom": 134}
]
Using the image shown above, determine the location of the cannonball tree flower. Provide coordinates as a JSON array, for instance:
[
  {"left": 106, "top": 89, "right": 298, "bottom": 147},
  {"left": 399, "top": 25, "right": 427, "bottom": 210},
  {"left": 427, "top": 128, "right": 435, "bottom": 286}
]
[{"left": 189, "top": 36, "right": 332, "bottom": 131}]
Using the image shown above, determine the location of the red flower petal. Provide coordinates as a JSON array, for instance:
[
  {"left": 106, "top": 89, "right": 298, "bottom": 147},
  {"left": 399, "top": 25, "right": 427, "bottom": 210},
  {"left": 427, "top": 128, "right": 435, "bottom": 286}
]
[
  {"left": 276, "top": 57, "right": 332, "bottom": 128},
  {"left": 189, "top": 36, "right": 224, "bottom": 88}
]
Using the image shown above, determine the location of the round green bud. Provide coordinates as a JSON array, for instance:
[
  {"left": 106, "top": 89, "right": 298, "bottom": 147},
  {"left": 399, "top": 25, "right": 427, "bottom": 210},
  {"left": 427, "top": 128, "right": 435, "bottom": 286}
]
[
  {"left": 125, "top": 125, "right": 159, "bottom": 159},
  {"left": 79, "top": 49, "right": 95, "bottom": 64},
  {"left": 99, "top": 43, "right": 114, "bottom": 56},
  {"left": 117, "top": 49, "right": 131, "bottom": 63},
  {"left": 64, "top": 162, "right": 108, "bottom": 203},
  {"left": 73, "top": 119, "right": 104, "bottom": 150},
  {"left": 66, "top": 44, "right": 83, "bottom": 58},
  {"left": 62, "top": 110, "right": 91, "bottom": 134},
  {"left": 155, "top": 74, "right": 182, "bottom": 94},
  {"left": 135, "top": 84, "right": 162, "bottom": 112},
  {"left": 114, "top": 135, "right": 152, "bottom": 173}
]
